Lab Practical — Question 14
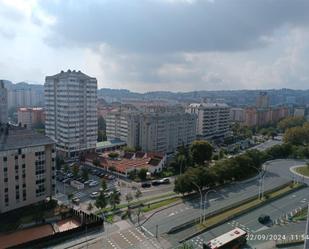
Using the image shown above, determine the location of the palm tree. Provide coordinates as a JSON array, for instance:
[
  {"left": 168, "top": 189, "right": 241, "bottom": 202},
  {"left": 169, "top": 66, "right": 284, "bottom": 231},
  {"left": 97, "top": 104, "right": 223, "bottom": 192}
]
[{"left": 109, "top": 190, "right": 121, "bottom": 210}]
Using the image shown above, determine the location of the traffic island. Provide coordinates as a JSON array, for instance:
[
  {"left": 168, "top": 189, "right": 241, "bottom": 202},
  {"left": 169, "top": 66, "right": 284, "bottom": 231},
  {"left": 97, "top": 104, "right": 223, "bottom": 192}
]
[{"left": 166, "top": 182, "right": 305, "bottom": 243}]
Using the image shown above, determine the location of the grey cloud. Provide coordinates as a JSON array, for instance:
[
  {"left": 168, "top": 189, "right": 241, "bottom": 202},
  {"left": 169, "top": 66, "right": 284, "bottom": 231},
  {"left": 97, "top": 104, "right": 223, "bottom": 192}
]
[{"left": 39, "top": 0, "right": 309, "bottom": 53}]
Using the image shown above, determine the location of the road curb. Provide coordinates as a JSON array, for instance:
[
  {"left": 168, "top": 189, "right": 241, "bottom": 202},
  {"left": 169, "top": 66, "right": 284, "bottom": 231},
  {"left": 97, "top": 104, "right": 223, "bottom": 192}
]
[{"left": 290, "top": 165, "right": 309, "bottom": 179}]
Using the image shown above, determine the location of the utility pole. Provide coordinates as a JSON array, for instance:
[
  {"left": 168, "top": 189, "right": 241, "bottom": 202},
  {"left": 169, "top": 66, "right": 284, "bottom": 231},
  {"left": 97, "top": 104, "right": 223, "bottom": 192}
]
[{"left": 155, "top": 224, "right": 158, "bottom": 239}]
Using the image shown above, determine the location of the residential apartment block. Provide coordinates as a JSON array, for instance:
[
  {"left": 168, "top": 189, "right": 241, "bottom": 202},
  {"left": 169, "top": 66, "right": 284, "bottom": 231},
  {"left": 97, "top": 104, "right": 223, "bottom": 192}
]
[
  {"left": 106, "top": 108, "right": 197, "bottom": 154},
  {"left": 186, "top": 103, "right": 231, "bottom": 139},
  {"left": 17, "top": 107, "right": 45, "bottom": 129},
  {"left": 244, "top": 106, "right": 289, "bottom": 127},
  {"left": 0, "top": 125, "right": 55, "bottom": 213},
  {"left": 0, "top": 80, "right": 8, "bottom": 124},
  {"left": 45, "top": 70, "right": 98, "bottom": 158}
]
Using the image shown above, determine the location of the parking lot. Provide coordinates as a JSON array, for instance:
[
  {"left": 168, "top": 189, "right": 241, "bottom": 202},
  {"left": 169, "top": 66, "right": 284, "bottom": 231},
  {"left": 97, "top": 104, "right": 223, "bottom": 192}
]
[{"left": 55, "top": 164, "right": 119, "bottom": 208}]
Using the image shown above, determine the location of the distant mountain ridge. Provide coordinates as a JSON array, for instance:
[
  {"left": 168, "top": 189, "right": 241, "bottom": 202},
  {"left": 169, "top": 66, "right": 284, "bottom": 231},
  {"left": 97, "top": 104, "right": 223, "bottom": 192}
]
[{"left": 3, "top": 80, "right": 309, "bottom": 106}]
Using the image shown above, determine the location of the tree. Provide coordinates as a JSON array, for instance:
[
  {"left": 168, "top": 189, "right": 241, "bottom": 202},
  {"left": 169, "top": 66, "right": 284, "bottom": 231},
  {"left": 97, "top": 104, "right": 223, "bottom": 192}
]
[
  {"left": 87, "top": 202, "right": 93, "bottom": 211},
  {"left": 135, "top": 189, "right": 142, "bottom": 199},
  {"left": 63, "top": 164, "right": 69, "bottom": 173},
  {"left": 190, "top": 140, "right": 213, "bottom": 165},
  {"left": 177, "top": 154, "right": 186, "bottom": 174},
  {"left": 109, "top": 190, "right": 121, "bottom": 210},
  {"left": 123, "top": 146, "right": 136, "bottom": 153},
  {"left": 125, "top": 193, "right": 133, "bottom": 204},
  {"left": 81, "top": 168, "right": 89, "bottom": 180},
  {"left": 101, "top": 179, "right": 107, "bottom": 192},
  {"left": 108, "top": 152, "right": 119, "bottom": 159},
  {"left": 278, "top": 116, "right": 305, "bottom": 131},
  {"left": 95, "top": 192, "right": 108, "bottom": 209},
  {"left": 138, "top": 168, "right": 148, "bottom": 181},
  {"left": 72, "top": 164, "right": 79, "bottom": 178}
]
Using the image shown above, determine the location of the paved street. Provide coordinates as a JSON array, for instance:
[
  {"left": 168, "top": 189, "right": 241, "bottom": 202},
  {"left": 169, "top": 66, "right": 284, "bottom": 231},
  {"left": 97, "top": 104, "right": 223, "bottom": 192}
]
[
  {"left": 186, "top": 187, "right": 309, "bottom": 248},
  {"left": 53, "top": 159, "right": 308, "bottom": 249},
  {"left": 142, "top": 159, "right": 301, "bottom": 236}
]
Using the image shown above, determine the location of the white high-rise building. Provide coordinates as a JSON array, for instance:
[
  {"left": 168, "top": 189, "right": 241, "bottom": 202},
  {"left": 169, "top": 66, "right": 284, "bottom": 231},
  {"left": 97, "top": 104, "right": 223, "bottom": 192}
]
[
  {"left": 186, "top": 103, "right": 230, "bottom": 139},
  {"left": 0, "top": 80, "right": 8, "bottom": 124},
  {"left": 45, "top": 70, "right": 98, "bottom": 158},
  {"left": 106, "top": 108, "right": 197, "bottom": 154}
]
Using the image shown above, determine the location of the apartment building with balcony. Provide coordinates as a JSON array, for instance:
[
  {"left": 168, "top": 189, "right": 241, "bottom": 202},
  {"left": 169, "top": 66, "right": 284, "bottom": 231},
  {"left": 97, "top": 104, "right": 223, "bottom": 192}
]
[
  {"left": 186, "top": 103, "right": 231, "bottom": 139},
  {"left": 45, "top": 70, "right": 98, "bottom": 158},
  {"left": 106, "top": 108, "right": 197, "bottom": 154},
  {"left": 0, "top": 125, "right": 55, "bottom": 213}
]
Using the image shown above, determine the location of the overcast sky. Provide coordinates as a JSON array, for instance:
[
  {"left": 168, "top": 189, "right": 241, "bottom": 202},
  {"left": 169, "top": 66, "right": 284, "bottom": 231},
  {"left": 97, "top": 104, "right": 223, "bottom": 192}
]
[{"left": 1, "top": 0, "right": 309, "bottom": 92}]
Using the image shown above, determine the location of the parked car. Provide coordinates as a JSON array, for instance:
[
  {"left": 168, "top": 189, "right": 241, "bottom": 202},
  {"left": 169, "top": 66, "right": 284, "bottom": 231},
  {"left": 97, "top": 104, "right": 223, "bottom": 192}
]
[
  {"left": 89, "top": 181, "right": 99, "bottom": 187},
  {"left": 72, "top": 197, "right": 80, "bottom": 204},
  {"left": 108, "top": 175, "right": 115, "bottom": 180},
  {"left": 84, "top": 180, "right": 93, "bottom": 185},
  {"left": 62, "top": 178, "right": 71, "bottom": 184},
  {"left": 159, "top": 178, "right": 170, "bottom": 184},
  {"left": 141, "top": 182, "right": 151, "bottom": 188},
  {"left": 151, "top": 180, "right": 160, "bottom": 186},
  {"left": 66, "top": 173, "right": 73, "bottom": 178},
  {"left": 258, "top": 214, "right": 270, "bottom": 224},
  {"left": 90, "top": 191, "right": 100, "bottom": 198}
]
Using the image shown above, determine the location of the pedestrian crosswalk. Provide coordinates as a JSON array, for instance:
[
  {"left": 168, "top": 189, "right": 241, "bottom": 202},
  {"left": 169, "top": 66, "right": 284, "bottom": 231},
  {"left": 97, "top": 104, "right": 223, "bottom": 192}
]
[{"left": 79, "top": 227, "right": 162, "bottom": 249}]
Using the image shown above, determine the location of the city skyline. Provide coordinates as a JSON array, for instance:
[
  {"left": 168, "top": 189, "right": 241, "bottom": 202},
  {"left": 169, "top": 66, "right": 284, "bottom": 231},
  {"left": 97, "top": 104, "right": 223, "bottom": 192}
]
[{"left": 1, "top": 0, "right": 309, "bottom": 92}]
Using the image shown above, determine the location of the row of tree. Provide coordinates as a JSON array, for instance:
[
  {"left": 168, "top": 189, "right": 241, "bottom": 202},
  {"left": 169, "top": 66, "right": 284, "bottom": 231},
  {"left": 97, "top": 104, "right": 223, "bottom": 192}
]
[
  {"left": 284, "top": 123, "right": 309, "bottom": 145},
  {"left": 174, "top": 142, "right": 308, "bottom": 195}
]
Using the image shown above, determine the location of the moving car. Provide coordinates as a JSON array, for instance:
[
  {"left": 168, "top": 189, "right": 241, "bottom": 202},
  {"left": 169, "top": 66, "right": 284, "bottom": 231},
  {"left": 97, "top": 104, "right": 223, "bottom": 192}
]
[
  {"left": 258, "top": 214, "right": 270, "bottom": 224},
  {"left": 141, "top": 182, "right": 151, "bottom": 188}
]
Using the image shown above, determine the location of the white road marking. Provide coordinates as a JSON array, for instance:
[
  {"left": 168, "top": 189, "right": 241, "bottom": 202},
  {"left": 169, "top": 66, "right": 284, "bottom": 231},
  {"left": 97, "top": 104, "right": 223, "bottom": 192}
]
[{"left": 141, "top": 226, "right": 154, "bottom": 237}]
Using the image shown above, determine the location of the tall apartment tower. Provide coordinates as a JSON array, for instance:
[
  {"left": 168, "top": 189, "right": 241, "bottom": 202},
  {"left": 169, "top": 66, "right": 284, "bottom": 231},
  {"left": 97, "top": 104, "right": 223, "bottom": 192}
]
[
  {"left": 256, "top": 91, "right": 269, "bottom": 108},
  {"left": 0, "top": 80, "right": 8, "bottom": 124},
  {"left": 45, "top": 70, "right": 98, "bottom": 158},
  {"left": 186, "top": 103, "right": 230, "bottom": 139}
]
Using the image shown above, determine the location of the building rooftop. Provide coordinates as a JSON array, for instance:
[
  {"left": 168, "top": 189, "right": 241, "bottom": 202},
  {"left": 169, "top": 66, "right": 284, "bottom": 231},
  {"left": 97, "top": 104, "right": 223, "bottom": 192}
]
[
  {"left": 46, "top": 70, "right": 96, "bottom": 81},
  {"left": 189, "top": 103, "right": 229, "bottom": 108},
  {"left": 96, "top": 139, "right": 126, "bottom": 150},
  {"left": 0, "top": 125, "right": 54, "bottom": 151}
]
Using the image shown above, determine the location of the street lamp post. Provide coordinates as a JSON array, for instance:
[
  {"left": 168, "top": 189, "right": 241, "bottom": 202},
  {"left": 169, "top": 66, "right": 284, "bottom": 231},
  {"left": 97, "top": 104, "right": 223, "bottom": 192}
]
[
  {"left": 192, "top": 182, "right": 203, "bottom": 224},
  {"left": 248, "top": 165, "right": 264, "bottom": 200},
  {"left": 304, "top": 203, "right": 309, "bottom": 249},
  {"left": 202, "top": 189, "right": 218, "bottom": 223}
]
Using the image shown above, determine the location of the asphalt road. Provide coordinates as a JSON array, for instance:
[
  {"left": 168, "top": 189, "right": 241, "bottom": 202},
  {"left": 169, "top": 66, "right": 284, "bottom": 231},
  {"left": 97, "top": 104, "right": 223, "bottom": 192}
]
[
  {"left": 186, "top": 186, "right": 309, "bottom": 248},
  {"left": 141, "top": 159, "right": 308, "bottom": 240}
]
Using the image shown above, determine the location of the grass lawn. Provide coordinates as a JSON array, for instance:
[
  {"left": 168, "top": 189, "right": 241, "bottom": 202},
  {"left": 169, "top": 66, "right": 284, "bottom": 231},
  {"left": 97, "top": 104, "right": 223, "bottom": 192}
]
[
  {"left": 292, "top": 207, "right": 308, "bottom": 221},
  {"left": 199, "top": 183, "right": 302, "bottom": 229},
  {"left": 96, "top": 191, "right": 177, "bottom": 214},
  {"left": 295, "top": 165, "right": 309, "bottom": 177},
  {"left": 142, "top": 197, "right": 181, "bottom": 212}
]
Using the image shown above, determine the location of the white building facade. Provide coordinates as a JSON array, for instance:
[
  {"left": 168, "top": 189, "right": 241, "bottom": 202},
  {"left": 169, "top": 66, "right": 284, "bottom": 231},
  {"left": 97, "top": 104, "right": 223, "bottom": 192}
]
[
  {"left": 45, "top": 70, "right": 98, "bottom": 158},
  {"left": 186, "top": 103, "right": 230, "bottom": 139},
  {"left": 106, "top": 110, "right": 197, "bottom": 154}
]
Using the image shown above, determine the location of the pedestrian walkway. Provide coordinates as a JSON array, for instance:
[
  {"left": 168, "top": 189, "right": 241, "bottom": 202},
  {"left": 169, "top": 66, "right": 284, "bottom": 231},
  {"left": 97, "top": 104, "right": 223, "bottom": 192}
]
[{"left": 71, "top": 227, "right": 164, "bottom": 249}]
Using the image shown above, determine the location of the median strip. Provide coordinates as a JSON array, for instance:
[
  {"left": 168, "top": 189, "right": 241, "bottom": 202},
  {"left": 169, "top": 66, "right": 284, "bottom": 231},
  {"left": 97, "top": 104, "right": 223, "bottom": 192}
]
[{"left": 169, "top": 182, "right": 305, "bottom": 243}]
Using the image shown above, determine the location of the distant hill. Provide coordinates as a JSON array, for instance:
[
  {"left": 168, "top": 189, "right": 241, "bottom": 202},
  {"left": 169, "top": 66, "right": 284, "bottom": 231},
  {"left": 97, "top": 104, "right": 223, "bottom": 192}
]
[{"left": 2, "top": 81, "right": 309, "bottom": 107}]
